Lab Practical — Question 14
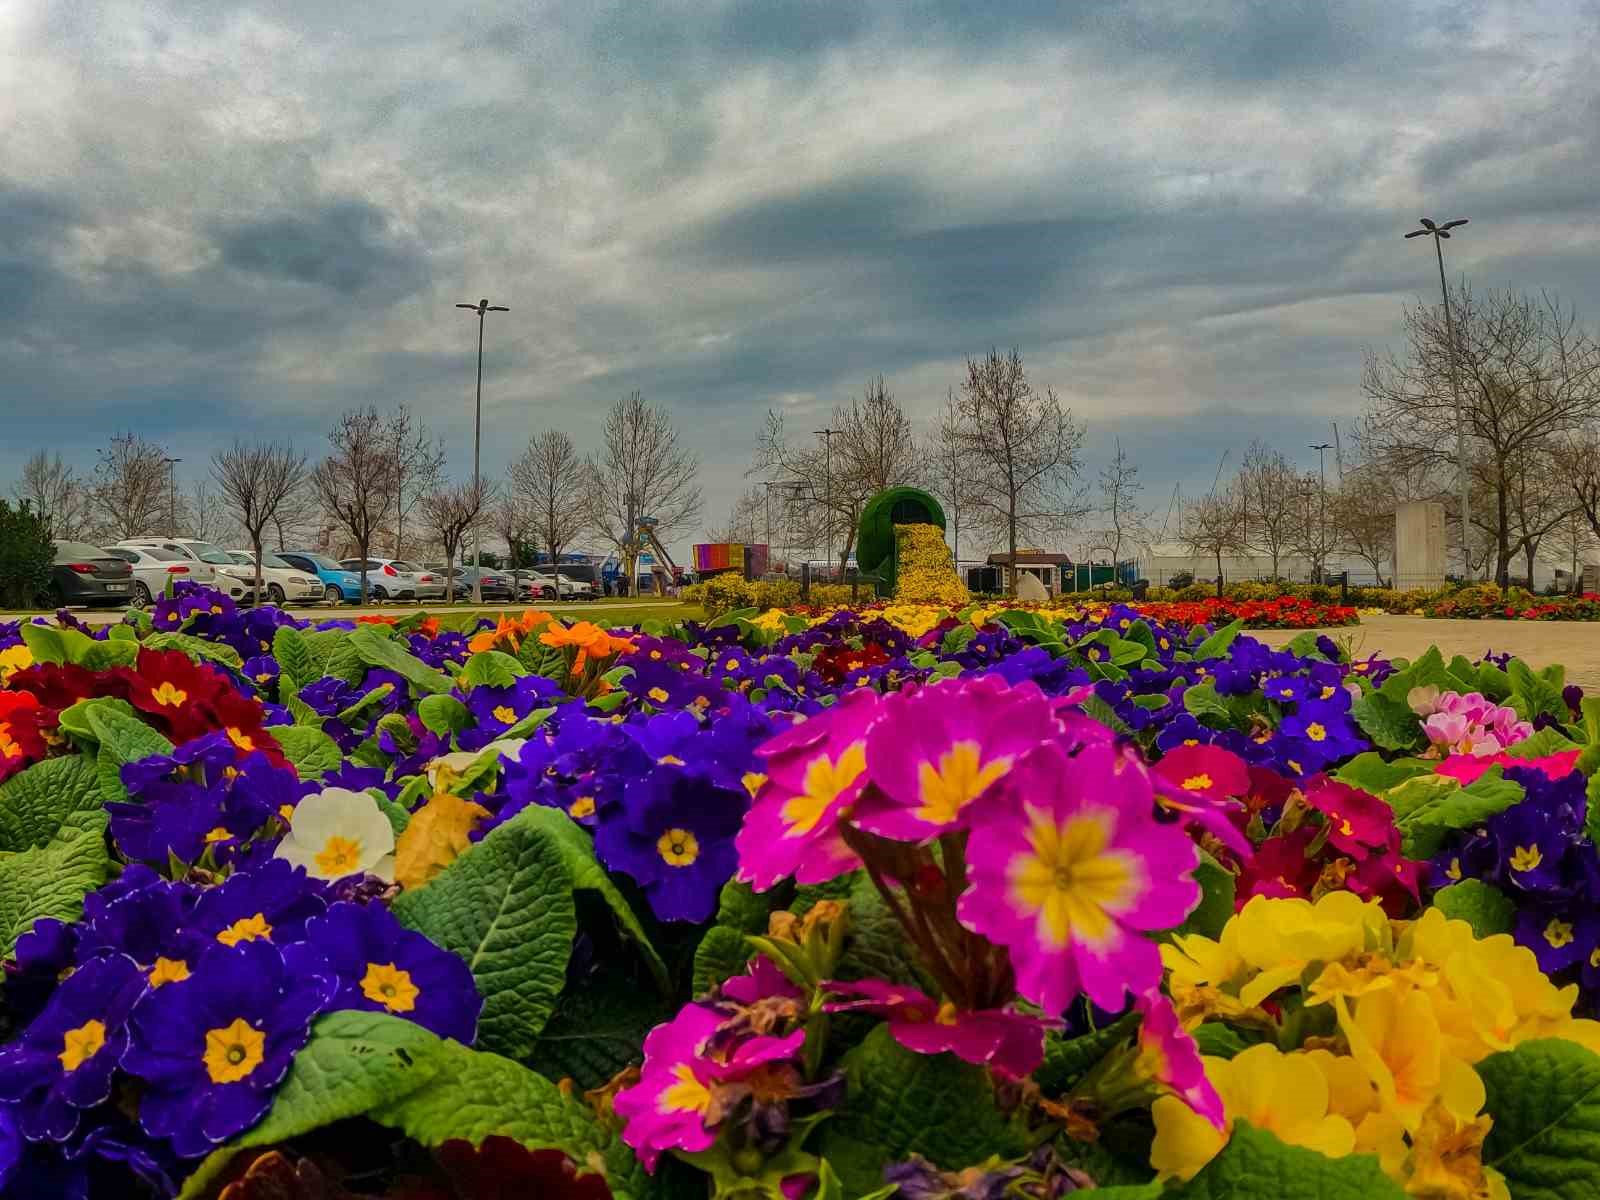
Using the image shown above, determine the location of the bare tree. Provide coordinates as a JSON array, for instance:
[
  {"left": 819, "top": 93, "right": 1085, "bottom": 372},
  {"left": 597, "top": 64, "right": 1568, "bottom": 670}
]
[
  {"left": 955, "top": 349, "right": 1088, "bottom": 595},
  {"left": 491, "top": 495, "right": 525, "bottom": 567},
  {"left": 508, "top": 430, "right": 588, "bottom": 571},
  {"left": 419, "top": 480, "right": 490, "bottom": 602},
  {"left": 1287, "top": 473, "right": 1342, "bottom": 582},
  {"left": 14, "top": 451, "right": 93, "bottom": 541},
  {"left": 269, "top": 480, "right": 320, "bottom": 553},
  {"left": 1234, "top": 441, "right": 1300, "bottom": 578},
  {"left": 387, "top": 405, "right": 447, "bottom": 558},
  {"left": 91, "top": 433, "right": 171, "bottom": 540},
  {"left": 586, "top": 392, "right": 701, "bottom": 594},
  {"left": 754, "top": 376, "right": 920, "bottom": 573},
  {"left": 181, "top": 480, "right": 239, "bottom": 547},
  {"left": 1543, "top": 508, "right": 1597, "bottom": 593},
  {"left": 1330, "top": 460, "right": 1398, "bottom": 583},
  {"left": 925, "top": 390, "right": 974, "bottom": 565},
  {"left": 1185, "top": 487, "right": 1246, "bottom": 588},
  {"left": 313, "top": 406, "right": 401, "bottom": 603},
  {"left": 211, "top": 440, "right": 310, "bottom": 599},
  {"left": 1094, "top": 438, "right": 1152, "bottom": 572},
  {"left": 706, "top": 486, "right": 766, "bottom": 545},
  {"left": 1361, "top": 287, "right": 1600, "bottom": 585}
]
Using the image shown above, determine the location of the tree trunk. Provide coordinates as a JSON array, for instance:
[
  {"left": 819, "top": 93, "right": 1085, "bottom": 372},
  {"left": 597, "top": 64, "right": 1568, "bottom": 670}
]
[
  {"left": 1006, "top": 497, "right": 1018, "bottom": 598},
  {"left": 1525, "top": 542, "right": 1537, "bottom": 591},
  {"left": 251, "top": 533, "right": 264, "bottom": 604},
  {"left": 1495, "top": 475, "right": 1511, "bottom": 590}
]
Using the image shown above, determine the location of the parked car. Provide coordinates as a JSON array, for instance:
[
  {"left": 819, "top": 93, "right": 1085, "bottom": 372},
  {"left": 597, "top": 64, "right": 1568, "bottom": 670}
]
[
  {"left": 554, "top": 572, "right": 596, "bottom": 601},
  {"left": 276, "top": 552, "right": 365, "bottom": 604},
  {"left": 50, "top": 540, "right": 135, "bottom": 608},
  {"left": 102, "top": 544, "right": 204, "bottom": 607},
  {"left": 511, "top": 570, "right": 558, "bottom": 601},
  {"left": 337, "top": 558, "right": 444, "bottom": 602},
  {"left": 448, "top": 566, "right": 516, "bottom": 602},
  {"left": 116, "top": 537, "right": 247, "bottom": 600},
  {"left": 225, "top": 552, "right": 324, "bottom": 606}
]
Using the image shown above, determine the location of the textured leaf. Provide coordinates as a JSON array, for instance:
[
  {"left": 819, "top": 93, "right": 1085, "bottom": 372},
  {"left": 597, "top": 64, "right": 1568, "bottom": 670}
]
[
  {"left": 347, "top": 626, "right": 452, "bottom": 695},
  {"left": 1376, "top": 646, "right": 1455, "bottom": 704},
  {"left": 79, "top": 639, "right": 138, "bottom": 671},
  {"left": 390, "top": 813, "right": 578, "bottom": 1057},
  {"left": 272, "top": 626, "right": 317, "bottom": 701},
  {"left": 334, "top": 683, "right": 395, "bottom": 727},
  {"left": 1170, "top": 1121, "right": 1402, "bottom": 1199},
  {"left": 1431, "top": 879, "right": 1516, "bottom": 937},
  {"left": 86, "top": 704, "right": 174, "bottom": 804},
  {"left": 1193, "top": 619, "right": 1244, "bottom": 661},
  {"left": 1394, "top": 767, "right": 1525, "bottom": 859},
  {"left": 1333, "top": 753, "right": 1432, "bottom": 796},
  {"left": 1504, "top": 726, "right": 1581, "bottom": 758},
  {"left": 527, "top": 966, "right": 675, "bottom": 1091},
  {"left": 393, "top": 791, "right": 492, "bottom": 890},
  {"left": 1351, "top": 692, "right": 1423, "bottom": 752},
  {"left": 20, "top": 623, "right": 98, "bottom": 666},
  {"left": 0, "top": 754, "right": 105, "bottom": 851},
  {"left": 417, "top": 694, "right": 473, "bottom": 736},
  {"left": 1182, "top": 681, "right": 1235, "bottom": 729},
  {"left": 1192, "top": 1023, "right": 1257, "bottom": 1059},
  {"left": 270, "top": 725, "right": 343, "bottom": 782},
  {"left": 820, "top": 1025, "right": 1032, "bottom": 1194},
  {"left": 1165, "top": 852, "right": 1233, "bottom": 941},
  {"left": 144, "top": 630, "right": 244, "bottom": 671},
  {"left": 461, "top": 650, "right": 528, "bottom": 688},
  {"left": 691, "top": 926, "right": 754, "bottom": 996},
  {"left": 1508, "top": 659, "right": 1568, "bottom": 723},
  {"left": 712, "top": 878, "right": 773, "bottom": 933},
  {"left": 1035, "top": 1013, "right": 1138, "bottom": 1094},
  {"left": 0, "top": 818, "right": 112, "bottom": 954},
  {"left": 1480, "top": 1038, "right": 1600, "bottom": 1200}
]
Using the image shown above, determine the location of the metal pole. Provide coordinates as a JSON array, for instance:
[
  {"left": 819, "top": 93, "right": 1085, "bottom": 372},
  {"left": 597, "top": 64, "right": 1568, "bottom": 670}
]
[
  {"left": 1434, "top": 237, "right": 1470, "bottom": 581},
  {"left": 814, "top": 427, "right": 837, "bottom": 579},
  {"left": 164, "top": 457, "right": 181, "bottom": 537},
  {"left": 472, "top": 310, "right": 484, "bottom": 604}
]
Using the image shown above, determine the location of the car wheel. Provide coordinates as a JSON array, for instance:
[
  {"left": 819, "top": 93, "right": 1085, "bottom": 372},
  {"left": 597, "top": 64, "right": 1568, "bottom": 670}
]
[
  {"left": 373, "top": 585, "right": 389, "bottom": 601},
  {"left": 323, "top": 584, "right": 341, "bottom": 605},
  {"left": 132, "top": 581, "right": 153, "bottom": 608},
  {"left": 541, "top": 586, "right": 556, "bottom": 600},
  {"left": 267, "top": 584, "right": 286, "bottom": 606}
]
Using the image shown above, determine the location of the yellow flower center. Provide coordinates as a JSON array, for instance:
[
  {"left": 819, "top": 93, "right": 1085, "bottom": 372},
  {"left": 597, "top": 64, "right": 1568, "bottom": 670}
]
[
  {"left": 1305, "top": 723, "right": 1327, "bottom": 742},
  {"left": 360, "top": 962, "right": 420, "bottom": 1012},
  {"left": 1180, "top": 773, "right": 1214, "bottom": 792},
  {"left": 59, "top": 1019, "right": 106, "bottom": 1072},
  {"left": 647, "top": 687, "right": 669, "bottom": 704},
  {"left": 315, "top": 836, "right": 363, "bottom": 877},
  {"left": 741, "top": 771, "right": 767, "bottom": 798},
  {"left": 204, "top": 826, "right": 233, "bottom": 844},
  {"left": 256, "top": 672, "right": 274, "bottom": 683},
  {"left": 1287, "top": 760, "right": 1303, "bottom": 775},
  {"left": 1008, "top": 806, "right": 1139, "bottom": 950},
  {"left": 492, "top": 705, "right": 517, "bottom": 724},
  {"left": 1510, "top": 845, "right": 1543, "bottom": 873},
  {"left": 1320, "top": 686, "right": 1336, "bottom": 700},
  {"left": 202, "top": 1018, "right": 266, "bottom": 1084},
  {"left": 1182, "top": 739, "right": 1199, "bottom": 748},
  {"left": 780, "top": 743, "right": 867, "bottom": 838},
  {"left": 279, "top": 804, "right": 296, "bottom": 822},
  {"left": 568, "top": 796, "right": 596, "bottom": 819},
  {"left": 1339, "top": 818, "right": 1354, "bottom": 837},
  {"left": 915, "top": 741, "right": 1011, "bottom": 826},
  {"left": 149, "top": 957, "right": 190, "bottom": 988},
  {"left": 151, "top": 681, "right": 188, "bottom": 707},
  {"left": 661, "top": 1062, "right": 712, "bottom": 1115},
  {"left": 226, "top": 727, "right": 256, "bottom": 752},
  {"left": 725, "top": 659, "right": 739, "bottom": 671},
  {"left": 657, "top": 754, "right": 685, "bottom": 766},
  {"left": 1446, "top": 858, "right": 1462, "bottom": 881},
  {"left": 657, "top": 828, "right": 700, "bottom": 866},
  {"left": 1544, "top": 918, "right": 1575, "bottom": 949},
  {"left": 217, "top": 913, "right": 273, "bottom": 946}
]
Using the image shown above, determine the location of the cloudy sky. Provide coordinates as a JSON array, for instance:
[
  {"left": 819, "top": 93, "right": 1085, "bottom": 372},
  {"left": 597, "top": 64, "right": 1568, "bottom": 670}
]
[{"left": 3, "top": 0, "right": 1597, "bottom": 553}]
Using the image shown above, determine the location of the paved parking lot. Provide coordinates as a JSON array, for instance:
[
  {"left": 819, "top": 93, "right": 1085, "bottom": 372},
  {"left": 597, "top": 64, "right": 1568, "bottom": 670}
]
[{"left": 1255, "top": 614, "right": 1600, "bottom": 690}]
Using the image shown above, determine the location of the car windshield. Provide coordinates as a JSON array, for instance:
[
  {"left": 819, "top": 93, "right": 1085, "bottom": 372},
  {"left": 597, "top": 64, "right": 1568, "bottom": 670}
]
[
  {"left": 302, "top": 554, "right": 345, "bottom": 571},
  {"left": 392, "top": 561, "right": 420, "bottom": 572},
  {"left": 230, "top": 553, "right": 253, "bottom": 565},
  {"left": 184, "top": 542, "right": 236, "bottom": 565},
  {"left": 260, "top": 553, "right": 292, "bottom": 569},
  {"left": 55, "top": 541, "right": 108, "bottom": 561}
]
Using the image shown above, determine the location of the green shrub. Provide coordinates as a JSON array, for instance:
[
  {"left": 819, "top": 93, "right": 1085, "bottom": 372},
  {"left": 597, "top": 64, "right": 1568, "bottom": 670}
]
[
  {"left": 1168, "top": 571, "right": 1194, "bottom": 589},
  {"left": 1175, "top": 582, "right": 1215, "bottom": 602},
  {"left": 681, "top": 575, "right": 859, "bottom": 617},
  {"left": 0, "top": 500, "right": 53, "bottom": 609}
]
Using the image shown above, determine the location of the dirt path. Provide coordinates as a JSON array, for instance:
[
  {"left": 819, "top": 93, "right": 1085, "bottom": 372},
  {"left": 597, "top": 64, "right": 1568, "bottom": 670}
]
[{"left": 1255, "top": 614, "right": 1600, "bottom": 690}]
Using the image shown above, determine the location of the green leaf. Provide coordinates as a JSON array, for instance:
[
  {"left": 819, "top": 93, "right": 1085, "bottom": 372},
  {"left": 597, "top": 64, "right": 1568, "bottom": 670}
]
[
  {"left": 84, "top": 704, "right": 173, "bottom": 803},
  {"left": 391, "top": 816, "right": 577, "bottom": 1058},
  {"left": 1193, "top": 618, "right": 1244, "bottom": 660},
  {"left": 1035, "top": 1013, "right": 1137, "bottom": 1094},
  {"left": 1081, "top": 694, "right": 1133, "bottom": 735},
  {"left": 335, "top": 683, "right": 396, "bottom": 727},
  {"left": 1350, "top": 692, "right": 1423, "bottom": 752},
  {"left": 347, "top": 625, "right": 453, "bottom": 695},
  {"left": 418, "top": 693, "right": 473, "bottom": 736},
  {"left": 376, "top": 795, "right": 411, "bottom": 836},
  {"left": 1479, "top": 1038, "right": 1600, "bottom": 1200},
  {"left": 21, "top": 623, "right": 98, "bottom": 666},
  {"left": 1170, "top": 1121, "right": 1403, "bottom": 1199},
  {"left": 1508, "top": 659, "right": 1568, "bottom": 723},
  {"left": 819, "top": 1025, "right": 1032, "bottom": 1194},
  {"left": 56, "top": 696, "right": 129, "bottom": 747},
  {"left": 1430, "top": 880, "right": 1516, "bottom": 937},
  {"left": 527, "top": 965, "right": 675, "bottom": 1091},
  {"left": 1332, "top": 753, "right": 1432, "bottom": 795},
  {"left": 1376, "top": 646, "right": 1455, "bottom": 704},
  {"left": 272, "top": 625, "right": 318, "bottom": 701},
  {"left": 270, "top": 725, "right": 344, "bottom": 782},
  {"left": 713, "top": 878, "right": 773, "bottom": 933},
  {"left": 144, "top": 630, "right": 244, "bottom": 671},
  {"left": 692, "top": 926, "right": 754, "bottom": 996},
  {"left": 1394, "top": 767, "right": 1525, "bottom": 859},
  {"left": 0, "top": 817, "right": 112, "bottom": 955},
  {"left": 1165, "top": 852, "right": 1235, "bottom": 941},
  {"left": 1284, "top": 631, "right": 1331, "bottom": 661},
  {"left": 1183, "top": 680, "right": 1234, "bottom": 728},
  {"left": 0, "top": 755, "right": 105, "bottom": 851},
  {"left": 1477, "top": 661, "right": 1513, "bottom": 702},
  {"left": 1504, "top": 727, "right": 1581, "bottom": 758},
  {"left": 79, "top": 638, "right": 138, "bottom": 671},
  {"left": 1192, "top": 1023, "right": 1257, "bottom": 1059},
  {"left": 461, "top": 649, "right": 528, "bottom": 688}
]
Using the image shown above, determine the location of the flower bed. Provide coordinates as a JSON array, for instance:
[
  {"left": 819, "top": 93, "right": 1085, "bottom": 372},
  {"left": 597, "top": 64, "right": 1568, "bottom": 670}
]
[
  {"left": 0, "top": 584, "right": 1597, "bottom": 1198},
  {"left": 1422, "top": 584, "right": 1600, "bottom": 620}
]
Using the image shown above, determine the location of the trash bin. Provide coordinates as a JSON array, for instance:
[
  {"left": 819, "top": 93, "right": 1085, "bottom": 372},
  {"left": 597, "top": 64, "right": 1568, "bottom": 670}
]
[{"left": 1131, "top": 579, "right": 1149, "bottom": 601}]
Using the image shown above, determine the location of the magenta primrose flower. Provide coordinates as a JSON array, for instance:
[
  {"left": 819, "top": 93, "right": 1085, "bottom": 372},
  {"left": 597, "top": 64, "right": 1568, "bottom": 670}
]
[
  {"left": 1145, "top": 743, "right": 1251, "bottom": 856},
  {"left": 958, "top": 741, "right": 1201, "bottom": 1015},
  {"left": 854, "top": 675, "right": 1063, "bottom": 841},
  {"left": 736, "top": 688, "right": 881, "bottom": 891},
  {"left": 821, "top": 978, "right": 1060, "bottom": 1078},
  {"left": 1134, "top": 991, "right": 1224, "bottom": 1129}
]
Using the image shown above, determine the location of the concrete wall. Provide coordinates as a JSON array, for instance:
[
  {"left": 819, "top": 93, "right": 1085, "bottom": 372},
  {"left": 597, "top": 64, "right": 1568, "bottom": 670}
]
[{"left": 1394, "top": 501, "right": 1447, "bottom": 589}]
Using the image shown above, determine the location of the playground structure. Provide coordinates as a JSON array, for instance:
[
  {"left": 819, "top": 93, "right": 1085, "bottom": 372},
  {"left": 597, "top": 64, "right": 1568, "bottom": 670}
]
[
  {"left": 636, "top": 517, "right": 680, "bottom": 594},
  {"left": 853, "top": 486, "right": 949, "bottom": 597}
]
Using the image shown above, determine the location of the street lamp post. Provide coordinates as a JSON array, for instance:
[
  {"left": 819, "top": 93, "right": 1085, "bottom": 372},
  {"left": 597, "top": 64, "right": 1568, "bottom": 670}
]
[
  {"left": 1404, "top": 217, "right": 1471, "bottom": 579},
  {"left": 814, "top": 427, "right": 837, "bottom": 579},
  {"left": 454, "top": 298, "right": 509, "bottom": 604},
  {"left": 163, "top": 457, "right": 181, "bottom": 537},
  {"left": 1309, "top": 442, "right": 1332, "bottom": 583}
]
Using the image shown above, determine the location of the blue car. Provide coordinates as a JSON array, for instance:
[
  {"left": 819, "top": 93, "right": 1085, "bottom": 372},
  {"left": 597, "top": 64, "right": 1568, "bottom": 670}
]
[{"left": 278, "top": 551, "right": 364, "bottom": 604}]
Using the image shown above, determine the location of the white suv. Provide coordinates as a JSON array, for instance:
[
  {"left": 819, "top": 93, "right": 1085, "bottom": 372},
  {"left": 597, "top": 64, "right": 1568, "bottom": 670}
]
[
  {"left": 117, "top": 537, "right": 247, "bottom": 600},
  {"left": 225, "top": 551, "right": 325, "bottom": 605}
]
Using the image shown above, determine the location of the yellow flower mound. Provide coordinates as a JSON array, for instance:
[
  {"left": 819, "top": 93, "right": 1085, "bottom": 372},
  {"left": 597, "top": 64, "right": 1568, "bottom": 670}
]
[
  {"left": 1154, "top": 896, "right": 1599, "bottom": 1198},
  {"left": 893, "top": 523, "right": 969, "bottom": 607}
]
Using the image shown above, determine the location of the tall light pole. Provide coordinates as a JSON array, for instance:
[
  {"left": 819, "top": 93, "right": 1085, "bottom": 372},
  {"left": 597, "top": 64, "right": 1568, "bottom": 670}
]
[
  {"left": 1309, "top": 442, "right": 1332, "bottom": 582},
  {"left": 814, "top": 427, "right": 837, "bottom": 577},
  {"left": 163, "top": 457, "right": 181, "bottom": 537},
  {"left": 1405, "top": 217, "right": 1470, "bottom": 578},
  {"left": 454, "top": 298, "right": 509, "bottom": 603}
]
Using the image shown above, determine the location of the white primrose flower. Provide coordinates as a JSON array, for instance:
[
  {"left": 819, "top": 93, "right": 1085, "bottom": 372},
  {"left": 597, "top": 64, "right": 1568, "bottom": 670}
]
[{"left": 274, "top": 787, "right": 396, "bottom": 882}]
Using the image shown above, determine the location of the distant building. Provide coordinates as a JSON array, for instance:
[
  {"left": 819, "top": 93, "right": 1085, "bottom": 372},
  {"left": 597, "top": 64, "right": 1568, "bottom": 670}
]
[{"left": 986, "top": 550, "right": 1073, "bottom": 597}]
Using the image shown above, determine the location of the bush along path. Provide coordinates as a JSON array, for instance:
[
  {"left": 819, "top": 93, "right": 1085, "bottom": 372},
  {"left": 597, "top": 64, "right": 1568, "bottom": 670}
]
[{"left": 0, "top": 583, "right": 1598, "bottom": 1197}]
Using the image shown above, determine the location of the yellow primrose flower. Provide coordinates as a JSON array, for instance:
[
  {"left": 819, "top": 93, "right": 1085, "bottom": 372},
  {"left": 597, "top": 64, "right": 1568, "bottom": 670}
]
[
  {"left": 1150, "top": 1045, "right": 1356, "bottom": 1181},
  {"left": 1230, "top": 892, "right": 1388, "bottom": 1006},
  {"left": 1336, "top": 988, "right": 1483, "bottom": 1131},
  {"left": 1401, "top": 1100, "right": 1509, "bottom": 1200},
  {"left": 1304, "top": 1049, "right": 1409, "bottom": 1174},
  {"left": 0, "top": 644, "right": 31, "bottom": 683}
]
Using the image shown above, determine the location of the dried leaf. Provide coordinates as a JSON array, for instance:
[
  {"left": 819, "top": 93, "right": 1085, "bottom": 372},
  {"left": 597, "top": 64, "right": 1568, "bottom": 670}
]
[{"left": 394, "top": 792, "right": 492, "bottom": 891}]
